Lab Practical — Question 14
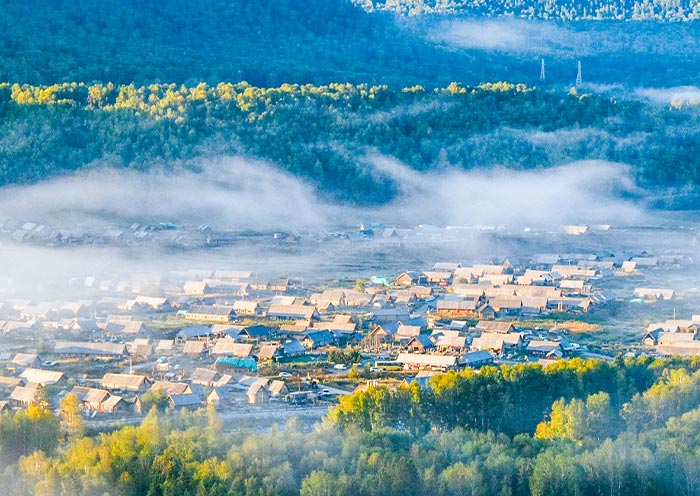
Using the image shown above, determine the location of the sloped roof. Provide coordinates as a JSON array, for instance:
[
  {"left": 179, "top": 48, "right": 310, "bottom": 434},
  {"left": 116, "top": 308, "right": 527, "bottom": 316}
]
[
  {"left": 101, "top": 373, "right": 147, "bottom": 391},
  {"left": 72, "top": 386, "right": 110, "bottom": 405},
  {"left": 186, "top": 305, "right": 235, "bottom": 317},
  {"left": 268, "top": 304, "right": 317, "bottom": 319},
  {"left": 268, "top": 380, "right": 288, "bottom": 396},
  {"left": 53, "top": 341, "right": 126, "bottom": 356},
  {"left": 11, "top": 353, "right": 38, "bottom": 366},
  {"left": 150, "top": 381, "right": 191, "bottom": 395},
  {"left": 211, "top": 339, "right": 253, "bottom": 357},
  {"left": 11, "top": 385, "right": 38, "bottom": 404},
  {"left": 191, "top": 368, "right": 218, "bottom": 384},
  {"left": 169, "top": 393, "right": 201, "bottom": 407},
  {"left": 408, "top": 335, "right": 434, "bottom": 348},
  {"left": 20, "top": 368, "right": 65, "bottom": 385},
  {"left": 436, "top": 335, "right": 469, "bottom": 349},
  {"left": 257, "top": 344, "right": 282, "bottom": 360},
  {"left": 183, "top": 341, "right": 206, "bottom": 354},
  {"left": 462, "top": 350, "right": 494, "bottom": 365}
]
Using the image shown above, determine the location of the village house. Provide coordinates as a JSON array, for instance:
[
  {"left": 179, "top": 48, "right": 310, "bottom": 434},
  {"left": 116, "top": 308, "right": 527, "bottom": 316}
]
[
  {"left": 475, "top": 321, "right": 517, "bottom": 334},
  {"left": 11, "top": 385, "right": 40, "bottom": 407},
  {"left": 247, "top": 378, "right": 270, "bottom": 404},
  {"left": 149, "top": 381, "right": 194, "bottom": 396},
  {"left": 488, "top": 297, "right": 523, "bottom": 317},
  {"left": 471, "top": 331, "right": 524, "bottom": 354},
  {"left": 395, "top": 323, "right": 422, "bottom": 341},
  {"left": 155, "top": 339, "right": 175, "bottom": 356},
  {"left": 633, "top": 288, "right": 675, "bottom": 301},
  {"left": 183, "top": 281, "right": 211, "bottom": 295},
  {"left": 185, "top": 305, "right": 235, "bottom": 323},
  {"left": 422, "top": 271, "right": 453, "bottom": 287},
  {"left": 0, "top": 376, "right": 23, "bottom": 394},
  {"left": 435, "top": 335, "right": 469, "bottom": 354},
  {"left": 11, "top": 353, "right": 40, "bottom": 368},
  {"left": 237, "top": 324, "right": 272, "bottom": 342},
  {"left": 268, "top": 380, "right": 288, "bottom": 398},
  {"left": 125, "top": 296, "right": 171, "bottom": 311},
  {"left": 129, "top": 339, "right": 153, "bottom": 360},
  {"left": 207, "top": 387, "right": 231, "bottom": 405},
  {"left": 526, "top": 340, "right": 565, "bottom": 359},
  {"left": 190, "top": 368, "right": 232, "bottom": 388},
  {"left": 168, "top": 393, "right": 202, "bottom": 411},
  {"left": 409, "top": 286, "right": 434, "bottom": 300},
  {"left": 256, "top": 343, "right": 285, "bottom": 362},
  {"left": 232, "top": 300, "right": 260, "bottom": 316},
  {"left": 71, "top": 386, "right": 126, "bottom": 413},
  {"left": 100, "top": 373, "right": 149, "bottom": 393},
  {"left": 20, "top": 368, "right": 66, "bottom": 387},
  {"left": 462, "top": 350, "right": 494, "bottom": 368},
  {"left": 436, "top": 298, "right": 478, "bottom": 317},
  {"left": 407, "top": 335, "right": 435, "bottom": 352},
  {"left": 270, "top": 278, "right": 290, "bottom": 292},
  {"left": 395, "top": 271, "right": 425, "bottom": 286},
  {"left": 267, "top": 304, "right": 319, "bottom": 321},
  {"left": 176, "top": 325, "right": 214, "bottom": 342},
  {"left": 105, "top": 319, "right": 144, "bottom": 334},
  {"left": 211, "top": 339, "right": 254, "bottom": 358},
  {"left": 302, "top": 330, "right": 334, "bottom": 349},
  {"left": 282, "top": 340, "right": 307, "bottom": 357},
  {"left": 344, "top": 292, "right": 374, "bottom": 307},
  {"left": 395, "top": 353, "right": 462, "bottom": 371},
  {"left": 182, "top": 340, "right": 207, "bottom": 356},
  {"left": 477, "top": 304, "right": 496, "bottom": 320},
  {"left": 51, "top": 341, "right": 127, "bottom": 359}
]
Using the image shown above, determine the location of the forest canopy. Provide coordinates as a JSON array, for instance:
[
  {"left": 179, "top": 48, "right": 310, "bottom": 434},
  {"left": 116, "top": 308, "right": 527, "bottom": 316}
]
[
  {"left": 5, "top": 357, "right": 700, "bottom": 495},
  {"left": 1, "top": 81, "right": 700, "bottom": 206}
]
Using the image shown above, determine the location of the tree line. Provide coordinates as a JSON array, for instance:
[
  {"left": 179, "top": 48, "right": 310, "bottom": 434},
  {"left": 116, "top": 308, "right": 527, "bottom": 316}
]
[
  {"left": 4, "top": 357, "right": 700, "bottom": 494},
  {"left": 2, "top": 81, "right": 700, "bottom": 206},
  {"left": 356, "top": 0, "right": 700, "bottom": 20}
]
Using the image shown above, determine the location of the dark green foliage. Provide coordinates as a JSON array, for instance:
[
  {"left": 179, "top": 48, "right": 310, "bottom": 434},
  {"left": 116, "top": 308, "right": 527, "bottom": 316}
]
[
  {"left": 3, "top": 82, "right": 700, "bottom": 204},
  {"left": 0, "top": 0, "right": 476, "bottom": 88},
  {"left": 328, "top": 348, "right": 362, "bottom": 365}
]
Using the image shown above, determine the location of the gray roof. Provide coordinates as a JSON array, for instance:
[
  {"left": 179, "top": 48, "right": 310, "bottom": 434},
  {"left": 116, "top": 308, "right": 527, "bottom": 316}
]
[{"left": 53, "top": 341, "right": 126, "bottom": 356}]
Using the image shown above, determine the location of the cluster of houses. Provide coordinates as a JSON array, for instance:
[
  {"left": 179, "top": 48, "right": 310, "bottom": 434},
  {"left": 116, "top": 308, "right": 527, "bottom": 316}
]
[
  {"left": 643, "top": 315, "right": 700, "bottom": 355},
  {"left": 0, "top": 246, "right": 688, "bottom": 415}
]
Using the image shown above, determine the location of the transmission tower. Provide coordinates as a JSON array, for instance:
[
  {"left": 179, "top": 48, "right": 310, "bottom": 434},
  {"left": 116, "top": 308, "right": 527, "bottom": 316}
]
[
  {"left": 575, "top": 60, "right": 582, "bottom": 87},
  {"left": 540, "top": 59, "right": 545, "bottom": 82}
]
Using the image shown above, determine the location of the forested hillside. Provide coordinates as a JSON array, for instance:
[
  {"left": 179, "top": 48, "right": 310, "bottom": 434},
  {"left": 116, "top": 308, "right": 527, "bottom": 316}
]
[
  {"left": 356, "top": 0, "right": 700, "bottom": 20},
  {"left": 6, "top": 358, "right": 700, "bottom": 495},
  {"left": 2, "top": 81, "right": 700, "bottom": 205},
  {"left": 0, "top": 0, "right": 477, "bottom": 87}
]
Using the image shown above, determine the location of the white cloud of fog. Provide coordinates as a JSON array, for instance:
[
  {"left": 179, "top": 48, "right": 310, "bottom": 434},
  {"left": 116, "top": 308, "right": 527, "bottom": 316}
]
[
  {"left": 0, "top": 154, "right": 646, "bottom": 233},
  {"left": 430, "top": 19, "right": 579, "bottom": 54},
  {"left": 635, "top": 86, "right": 700, "bottom": 106},
  {"left": 365, "top": 156, "right": 643, "bottom": 228},
  {"left": 0, "top": 157, "right": 328, "bottom": 229},
  {"left": 0, "top": 154, "right": 658, "bottom": 298}
]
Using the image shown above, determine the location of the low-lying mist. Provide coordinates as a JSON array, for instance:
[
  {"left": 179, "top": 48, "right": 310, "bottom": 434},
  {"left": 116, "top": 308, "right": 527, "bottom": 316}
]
[
  {"left": 0, "top": 157, "right": 327, "bottom": 230},
  {"left": 367, "top": 156, "right": 644, "bottom": 228},
  {"left": 0, "top": 155, "right": 645, "bottom": 231},
  {"left": 0, "top": 154, "right": 669, "bottom": 299}
]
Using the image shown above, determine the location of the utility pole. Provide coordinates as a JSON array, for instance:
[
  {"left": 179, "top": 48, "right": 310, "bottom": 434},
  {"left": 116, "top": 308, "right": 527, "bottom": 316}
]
[
  {"left": 540, "top": 59, "right": 545, "bottom": 82},
  {"left": 575, "top": 60, "right": 582, "bottom": 87}
]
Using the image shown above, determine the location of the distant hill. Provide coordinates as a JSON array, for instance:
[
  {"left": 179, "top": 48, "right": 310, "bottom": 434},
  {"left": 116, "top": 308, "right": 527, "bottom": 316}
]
[
  {"left": 354, "top": 0, "right": 700, "bottom": 20},
  {"left": 0, "top": 0, "right": 481, "bottom": 87}
]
